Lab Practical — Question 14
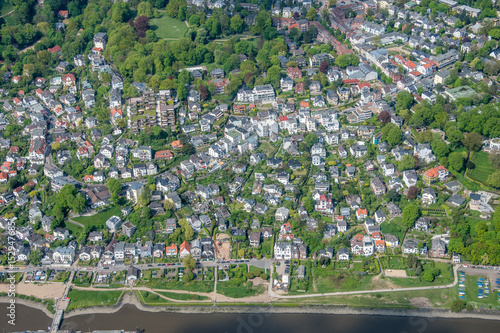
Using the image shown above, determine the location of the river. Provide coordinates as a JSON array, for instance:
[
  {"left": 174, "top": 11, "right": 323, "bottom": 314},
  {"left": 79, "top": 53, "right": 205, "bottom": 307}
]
[{"left": 2, "top": 304, "right": 500, "bottom": 333}]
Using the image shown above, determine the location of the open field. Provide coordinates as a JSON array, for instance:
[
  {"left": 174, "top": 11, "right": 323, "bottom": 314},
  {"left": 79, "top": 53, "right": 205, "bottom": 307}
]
[
  {"left": 150, "top": 15, "right": 187, "bottom": 39},
  {"left": 72, "top": 205, "right": 122, "bottom": 228},
  {"left": 67, "top": 289, "right": 123, "bottom": 311}
]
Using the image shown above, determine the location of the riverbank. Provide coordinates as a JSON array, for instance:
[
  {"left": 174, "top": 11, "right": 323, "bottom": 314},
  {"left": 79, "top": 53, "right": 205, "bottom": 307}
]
[
  {"left": 0, "top": 296, "right": 54, "bottom": 318},
  {"left": 57, "top": 292, "right": 500, "bottom": 321}
]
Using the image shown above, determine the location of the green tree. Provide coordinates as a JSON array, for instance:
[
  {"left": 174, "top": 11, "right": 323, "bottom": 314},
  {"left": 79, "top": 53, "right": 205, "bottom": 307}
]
[
  {"left": 386, "top": 189, "right": 401, "bottom": 202},
  {"left": 395, "top": 91, "right": 414, "bottom": 111},
  {"left": 462, "top": 132, "right": 483, "bottom": 152},
  {"left": 381, "top": 123, "right": 402, "bottom": 146},
  {"left": 487, "top": 170, "right": 500, "bottom": 189},
  {"left": 28, "top": 249, "right": 43, "bottom": 266},
  {"left": 165, "top": 0, "right": 186, "bottom": 19},
  {"left": 106, "top": 178, "right": 122, "bottom": 203},
  {"left": 230, "top": 15, "right": 244, "bottom": 33},
  {"left": 304, "top": 132, "right": 318, "bottom": 148},
  {"left": 431, "top": 141, "right": 450, "bottom": 158},
  {"left": 137, "top": 186, "right": 151, "bottom": 207},
  {"left": 334, "top": 54, "right": 359, "bottom": 68},
  {"left": 402, "top": 203, "right": 420, "bottom": 229},
  {"left": 179, "top": 218, "right": 194, "bottom": 241},
  {"left": 265, "top": 65, "right": 281, "bottom": 88},
  {"left": 421, "top": 269, "right": 435, "bottom": 282},
  {"left": 448, "top": 152, "right": 465, "bottom": 171},
  {"left": 188, "top": 14, "right": 201, "bottom": 27},
  {"left": 183, "top": 254, "right": 196, "bottom": 271},
  {"left": 303, "top": 195, "right": 314, "bottom": 213},
  {"left": 306, "top": 7, "right": 317, "bottom": 21},
  {"left": 450, "top": 299, "right": 466, "bottom": 312},
  {"left": 164, "top": 199, "right": 174, "bottom": 211},
  {"left": 398, "top": 155, "right": 416, "bottom": 171},
  {"left": 71, "top": 193, "right": 87, "bottom": 214}
]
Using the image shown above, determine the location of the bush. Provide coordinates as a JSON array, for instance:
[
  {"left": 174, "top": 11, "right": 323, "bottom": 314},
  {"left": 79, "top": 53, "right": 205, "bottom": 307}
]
[
  {"left": 252, "top": 269, "right": 262, "bottom": 276},
  {"left": 451, "top": 299, "right": 466, "bottom": 312},
  {"left": 246, "top": 272, "right": 254, "bottom": 279},
  {"left": 260, "top": 273, "right": 269, "bottom": 280}
]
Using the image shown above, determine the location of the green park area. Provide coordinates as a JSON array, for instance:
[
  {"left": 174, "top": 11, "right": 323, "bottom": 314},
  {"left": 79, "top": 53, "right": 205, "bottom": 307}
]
[
  {"left": 150, "top": 14, "right": 187, "bottom": 39},
  {"left": 72, "top": 205, "right": 123, "bottom": 228},
  {"left": 67, "top": 289, "right": 123, "bottom": 311},
  {"left": 217, "top": 264, "right": 267, "bottom": 298}
]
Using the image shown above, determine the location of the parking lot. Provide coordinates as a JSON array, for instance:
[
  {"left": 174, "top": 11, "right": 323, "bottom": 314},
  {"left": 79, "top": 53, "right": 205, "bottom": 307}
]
[{"left": 461, "top": 266, "right": 500, "bottom": 291}]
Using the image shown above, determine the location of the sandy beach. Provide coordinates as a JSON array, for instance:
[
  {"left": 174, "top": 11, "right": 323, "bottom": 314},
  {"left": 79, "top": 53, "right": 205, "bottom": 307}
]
[{"left": 0, "top": 282, "right": 66, "bottom": 300}]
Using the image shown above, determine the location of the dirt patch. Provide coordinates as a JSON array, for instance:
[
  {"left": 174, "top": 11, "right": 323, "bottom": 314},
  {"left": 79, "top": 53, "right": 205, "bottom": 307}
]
[
  {"left": 387, "top": 45, "right": 410, "bottom": 55},
  {"left": 215, "top": 234, "right": 231, "bottom": 260},
  {"left": 410, "top": 297, "right": 433, "bottom": 308},
  {"left": 384, "top": 269, "right": 407, "bottom": 278},
  {"left": 250, "top": 277, "right": 266, "bottom": 286},
  {"left": 0, "top": 282, "right": 65, "bottom": 300}
]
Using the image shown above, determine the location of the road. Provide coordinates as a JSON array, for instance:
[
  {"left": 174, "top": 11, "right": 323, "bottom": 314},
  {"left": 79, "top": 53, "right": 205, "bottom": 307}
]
[{"left": 4, "top": 258, "right": 269, "bottom": 274}]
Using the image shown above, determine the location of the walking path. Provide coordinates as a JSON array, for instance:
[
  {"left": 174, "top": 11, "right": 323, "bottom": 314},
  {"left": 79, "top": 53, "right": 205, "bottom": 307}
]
[{"left": 0, "top": 9, "right": 13, "bottom": 18}]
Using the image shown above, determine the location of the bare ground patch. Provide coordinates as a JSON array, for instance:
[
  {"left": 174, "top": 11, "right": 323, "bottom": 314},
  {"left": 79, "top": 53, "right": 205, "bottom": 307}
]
[
  {"left": 384, "top": 269, "right": 407, "bottom": 278},
  {"left": 215, "top": 234, "right": 231, "bottom": 260},
  {"left": 410, "top": 297, "right": 433, "bottom": 308}
]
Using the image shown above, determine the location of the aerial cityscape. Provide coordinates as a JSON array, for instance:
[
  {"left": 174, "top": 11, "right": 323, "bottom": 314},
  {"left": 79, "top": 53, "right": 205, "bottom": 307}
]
[{"left": 1, "top": 0, "right": 500, "bottom": 331}]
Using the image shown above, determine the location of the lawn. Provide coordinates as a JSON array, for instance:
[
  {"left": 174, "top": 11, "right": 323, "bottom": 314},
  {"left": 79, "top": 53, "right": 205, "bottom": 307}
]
[
  {"left": 139, "top": 290, "right": 171, "bottom": 305},
  {"left": 0, "top": 0, "right": 13, "bottom": 16},
  {"left": 279, "top": 286, "right": 458, "bottom": 310},
  {"left": 150, "top": 15, "right": 187, "bottom": 39},
  {"left": 468, "top": 151, "right": 496, "bottom": 185},
  {"left": 312, "top": 263, "right": 374, "bottom": 293},
  {"left": 217, "top": 282, "right": 266, "bottom": 298},
  {"left": 380, "top": 217, "right": 406, "bottom": 242},
  {"left": 67, "top": 289, "right": 123, "bottom": 311},
  {"left": 156, "top": 291, "right": 209, "bottom": 301},
  {"left": 147, "top": 280, "right": 214, "bottom": 293},
  {"left": 259, "top": 141, "right": 276, "bottom": 157},
  {"left": 64, "top": 221, "right": 83, "bottom": 235},
  {"left": 379, "top": 256, "right": 406, "bottom": 270},
  {"left": 72, "top": 205, "right": 123, "bottom": 228},
  {"left": 388, "top": 262, "right": 454, "bottom": 288}
]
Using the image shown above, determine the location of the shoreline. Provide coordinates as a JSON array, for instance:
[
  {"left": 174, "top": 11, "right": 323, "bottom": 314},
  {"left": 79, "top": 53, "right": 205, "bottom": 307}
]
[
  {"left": 3, "top": 292, "right": 500, "bottom": 322},
  {"left": 0, "top": 296, "right": 54, "bottom": 318},
  {"left": 56, "top": 292, "right": 500, "bottom": 321}
]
